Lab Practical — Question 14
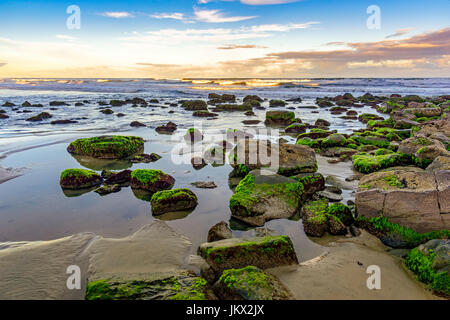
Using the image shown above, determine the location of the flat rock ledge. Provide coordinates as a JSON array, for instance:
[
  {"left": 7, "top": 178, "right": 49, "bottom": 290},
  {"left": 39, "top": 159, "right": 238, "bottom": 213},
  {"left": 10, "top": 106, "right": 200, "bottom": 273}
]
[{"left": 355, "top": 167, "right": 449, "bottom": 232}]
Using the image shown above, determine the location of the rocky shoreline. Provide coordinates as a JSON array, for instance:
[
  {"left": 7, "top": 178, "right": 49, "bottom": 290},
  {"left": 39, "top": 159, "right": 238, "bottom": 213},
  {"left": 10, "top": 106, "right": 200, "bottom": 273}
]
[{"left": 0, "top": 92, "right": 449, "bottom": 299}]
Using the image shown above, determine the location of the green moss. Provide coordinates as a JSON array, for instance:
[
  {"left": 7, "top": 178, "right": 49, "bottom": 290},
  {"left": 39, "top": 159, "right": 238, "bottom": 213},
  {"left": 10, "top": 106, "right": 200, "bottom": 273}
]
[
  {"left": 412, "top": 137, "right": 433, "bottom": 146},
  {"left": 215, "top": 103, "right": 252, "bottom": 111},
  {"left": 229, "top": 174, "right": 304, "bottom": 217},
  {"left": 326, "top": 203, "right": 351, "bottom": 222},
  {"left": 296, "top": 137, "right": 321, "bottom": 148},
  {"left": 352, "top": 135, "right": 390, "bottom": 148},
  {"left": 285, "top": 123, "right": 306, "bottom": 130},
  {"left": 67, "top": 136, "right": 144, "bottom": 159},
  {"left": 357, "top": 216, "right": 450, "bottom": 248},
  {"left": 60, "top": 168, "right": 98, "bottom": 181},
  {"left": 352, "top": 152, "right": 412, "bottom": 173},
  {"left": 269, "top": 99, "right": 286, "bottom": 107},
  {"left": 151, "top": 188, "right": 197, "bottom": 203},
  {"left": 131, "top": 169, "right": 164, "bottom": 185},
  {"left": 383, "top": 174, "right": 406, "bottom": 188},
  {"left": 265, "top": 110, "right": 295, "bottom": 122},
  {"left": 304, "top": 200, "right": 328, "bottom": 223},
  {"left": 374, "top": 148, "right": 394, "bottom": 156},
  {"left": 182, "top": 100, "right": 207, "bottom": 110},
  {"left": 405, "top": 248, "right": 449, "bottom": 295}
]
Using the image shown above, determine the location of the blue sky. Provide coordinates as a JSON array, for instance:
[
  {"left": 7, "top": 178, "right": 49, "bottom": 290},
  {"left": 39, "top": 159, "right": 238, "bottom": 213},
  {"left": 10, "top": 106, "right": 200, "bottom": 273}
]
[{"left": 0, "top": 0, "right": 449, "bottom": 77}]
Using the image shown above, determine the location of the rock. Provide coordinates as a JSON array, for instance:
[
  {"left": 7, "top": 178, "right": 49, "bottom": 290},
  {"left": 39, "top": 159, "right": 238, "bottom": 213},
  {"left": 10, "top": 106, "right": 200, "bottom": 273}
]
[
  {"left": 130, "top": 169, "right": 175, "bottom": 193},
  {"left": 325, "top": 186, "right": 342, "bottom": 194},
  {"left": 405, "top": 108, "right": 442, "bottom": 118},
  {"left": 155, "top": 121, "right": 177, "bottom": 134},
  {"left": 244, "top": 95, "right": 263, "bottom": 103},
  {"left": 2, "top": 102, "right": 15, "bottom": 107},
  {"left": 198, "top": 235, "right": 298, "bottom": 276},
  {"left": 316, "top": 190, "right": 343, "bottom": 202},
  {"left": 230, "top": 139, "right": 318, "bottom": 176},
  {"left": 0, "top": 114, "right": 10, "bottom": 119},
  {"left": 426, "top": 156, "right": 450, "bottom": 172},
  {"left": 95, "top": 184, "right": 121, "bottom": 195},
  {"left": 182, "top": 100, "right": 208, "bottom": 111},
  {"left": 269, "top": 99, "right": 287, "bottom": 107},
  {"left": 417, "top": 239, "right": 450, "bottom": 273},
  {"left": 103, "top": 169, "right": 132, "bottom": 185},
  {"left": 109, "top": 100, "right": 126, "bottom": 106},
  {"left": 213, "top": 266, "right": 293, "bottom": 300},
  {"left": 285, "top": 123, "right": 306, "bottom": 134},
  {"left": 50, "top": 119, "right": 78, "bottom": 125},
  {"left": 131, "top": 153, "right": 162, "bottom": 163},
  {"left": 191, "top": 181, "right": 217, "bottom": 189},
  {"left": 100, "top": 108, "right": 114, "bottom": 115},
  {"left": 207, "top": 221, "right": 232, "bottom": 242},
  {"left": 193, "top": 110, "right": 218, "bottom": 117},
  {"left": 297, "top": 129, "right": 334, "bottom": 140},
  {"left": 60, "top": 169, "right": 103, "bottom": 190},
  {"left": 191, "top": 157, "right": 207, "bottom": 170},
  {"left": 116, "top": 113, "right": 126, "bottom": 117},
  {"left": 130, "top": 121, "right": 146, "bottom": 127},
  {"left": 301, "top": 200, "right": 329, "bottom": 237},
  {"left": 150, "top": 188, "right": 198, "bottom": 215},
  {"left": 358, "top": 113, "right": 384, "bottom": 123},
  {"left": 264, "top": 110, "right": 295, "bottom": 126},
  {"left": 398, "top": 136, "right": 442, "bottom": 155},
  {"left": 184, "top": 128, "right": 203, "bottom": 143},
  {"left": 49, "top": 101, "right": 69, "bottom": 106},
  {"left": 320, "top": 147, "right": 358, "bottom": 159},
  {"left": 350, "top": 225, "right": 361, "bottom": 237},
  {"left": 67, "top": 136, "right": 144, "bottom": 159},
  {"left": 85, "top": 270, "right": 215, "bottom": 300},
  {"left": 322, "top": 134, "right": 347, "bottom": 148},
  {"left": 352, "top": 152, "right": 412, "bottom": 173},
  {"left": 229, "top": 170, "right": 304, "bottom": 226},
  {"left": 327, "top": 215, "right": 348, "bottom": 235},
  {"left": 242, "top": 120, "right": 261, "bottom": 125},
  {"left": 291, "top": 172, "right": 325, "bottom": 196},
  {"left": 315, "top": 119, "right": 330, "bottom": 127},
  {"left": 26, "top": 112, "right": 52, "bottom": 122},
  {"left": 355, "top": 168, "right": 448, "bottom": 232}
]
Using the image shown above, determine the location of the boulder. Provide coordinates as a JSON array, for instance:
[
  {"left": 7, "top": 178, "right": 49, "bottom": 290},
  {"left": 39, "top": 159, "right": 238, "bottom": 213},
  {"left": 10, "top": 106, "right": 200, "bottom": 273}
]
[
  {"left": 352, "top": 152, "right": 412, "bottom": 174},
  {"left": 85, "top": 271, "right": 215, "bottom": 300},
  {"left": 198, "top": 235, "right": 298, "bottom": 276},
  {"left": 130, "top": 169, "right": 175, "bottom": 193},
  {"left": 151, "top": 188, "right": 198, "bottom": 215},
  {"left": 155, "top": 121, "right": 177, "bottom": 134},
  {"left": 182, "top": 100, "right": 208, "bottom": 111},
  {"left": 285, "top": 123, "right": 306, "bottom": 134},
  {"left": 269, "top": 100, "right": 286, "bottom": 107},
  {"left": 355, "top": 168, "right": 448, "bottom": 232},
  {"left": 207, "top": 221, "right": 232, "bottom": 242},
  {"left": 264, "top": 111, "right": 295, "bottom": 126},
  {"left": 230, "top": 139, "right": 317, "bottom": 176},
  {"left": 67, "top": 136, "right": 144, "bottom": 159},
  {"left": 229, "top": 170, "right": 304, "bottom": 226},
  {"left": 26, "top": 112, "right": 52, "bottom": 122},
  {"left": 60, "top": 169, "right": 103, "bottom": 190},
  {"left": 102, "top": 169, "right": 132, "bottom": 185},
  {"left": 213, "top": 266, "right": 293, "bottom": 300}
]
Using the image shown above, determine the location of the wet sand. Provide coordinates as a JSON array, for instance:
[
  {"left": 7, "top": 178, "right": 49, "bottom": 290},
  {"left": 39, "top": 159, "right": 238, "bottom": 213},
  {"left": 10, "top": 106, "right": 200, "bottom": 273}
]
[{"left": 269, "top": 231, "right": 441, "bottom": 300}]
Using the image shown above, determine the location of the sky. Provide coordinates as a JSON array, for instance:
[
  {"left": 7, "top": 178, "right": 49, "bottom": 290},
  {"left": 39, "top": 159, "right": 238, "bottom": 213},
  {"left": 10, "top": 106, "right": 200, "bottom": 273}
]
[{"left": 0, "top": 0, "right": 449, "bottom": 78}]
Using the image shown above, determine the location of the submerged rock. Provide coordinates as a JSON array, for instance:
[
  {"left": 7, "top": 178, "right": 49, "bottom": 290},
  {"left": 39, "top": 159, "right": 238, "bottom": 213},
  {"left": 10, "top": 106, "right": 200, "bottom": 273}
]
[
  {"left": 198, "top": 235, "right": 298, "bottom": 277},
  {"left": 130, "top": 169, "right": 175, "bottom": 193},
  {"left": 60, "top": 169, "right": 103, "bottom": 190},
  {"left": 130, "top": 153, "right": 161, "bottom": 163},
  {"left": 191, "top": 181, "right": 217, "bottom": 189},
  {"left": 95, "top": 184, "right": 121, "bottom": 196},
  {"left": 67, "top": 136, "right": 144, "bottom": 159},
  {"left": 151, "top": 188, "right": 198, "bottom": 215},
  {"left": 213, "top": 266, "right": 293, "bottom": 300},
  {"left": 155, "top": 121, "right": 177, "bottom": 134}
]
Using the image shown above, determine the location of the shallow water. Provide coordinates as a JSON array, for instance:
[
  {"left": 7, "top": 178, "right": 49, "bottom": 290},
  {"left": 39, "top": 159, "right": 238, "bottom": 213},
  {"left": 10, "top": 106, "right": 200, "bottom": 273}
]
[{"left": 1, "top": 78, "right": 449, "bottom": 264}]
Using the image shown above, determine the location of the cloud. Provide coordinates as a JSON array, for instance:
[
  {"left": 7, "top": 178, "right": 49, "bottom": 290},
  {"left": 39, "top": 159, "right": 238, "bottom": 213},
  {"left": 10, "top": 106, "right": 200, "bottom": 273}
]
[
  {"left": 250, "top": 22, "right": 318, "bottom": 32},
  {"left": 101, "top": 12, "right": 134, "bottom": 18},
  {"left": 385, "top": 28, "right": 412, "bottom": 39},
  {"left": 217, "top": 44, "right": 268, "bottom": 49},
  {"left": 194, "top": 8, "right": 256, "bottom": 23},
  {"left": 150, "top": 13, "right": 185, "bottom": 20},
  {"left": 0, "top": 62, "right": 7, "bottom": 67}
]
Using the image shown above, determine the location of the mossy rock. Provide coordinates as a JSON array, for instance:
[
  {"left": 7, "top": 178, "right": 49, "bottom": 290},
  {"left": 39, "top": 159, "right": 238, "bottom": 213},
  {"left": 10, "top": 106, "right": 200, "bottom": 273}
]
[
  {"left": 130, "top": 169, "right": 175, "bottom": 193},
  {"left": 297, "top": 128, "right": 333, "bottom": 140},
  {"left": 85, "top": 271, "right": 215, "bottom": 300},
  {"left": 264, "top": 110, "right": 295, "bottom": 126},
  {"left": 192, "top": 110, "right": 218, "bottom": 117},
  {"left": 285, "top": 123, "right": 306, "bottom": 134},
  {"left": 327, "top": 203, "right": 354, "bottom": 226},
  {"left": 358, "top": 113, "right": 384, "bottom": 123},
  {"left": 213, "top": 266, "right": 293, "bottom": 300},
  {"left": 26, "top": 112, "right": 52, "bottom": 122},
  {"left": 322, "top": 133, "right": 347, "bottom": 148},
  {"left": 181, "top": 100, "right": 208, "bottom": 111},
  {"left": 269, "top": 99, "right": 286, "bottom": 107},
  {"left": 405, "top": 243, "right": 449, "bottom": 296},
  {"left": 60, "top": 169, "right": 103, "bottom": 190},
  {"left": 198, "top": 235, "right": 298, "bottom": 277},
  {"left": 301, "top": 199, "right": 329, "bottom": 237},
  {"left": 352, "top": 135, "right": 390, "bottom": 148},
  {"left": 94, "top": 184, "right": 121, "bottom": 196},
  {"left": 243, "top": 95, "right": 263, "bottom": 103},
  {"left": 352, "top": 152, "right": 412, "bottom": 173},
  {"left": 151, "top": 188, "right": 198, "bottom": 215},
  {"left": 67, "top": 136, "right": 144, "bottom": 159},
  {"left": 291, "top": 172, "right": 325, "bottom": 197},
  {"left": 229, "top": 172, "right": 304, "bottom": 226}
]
